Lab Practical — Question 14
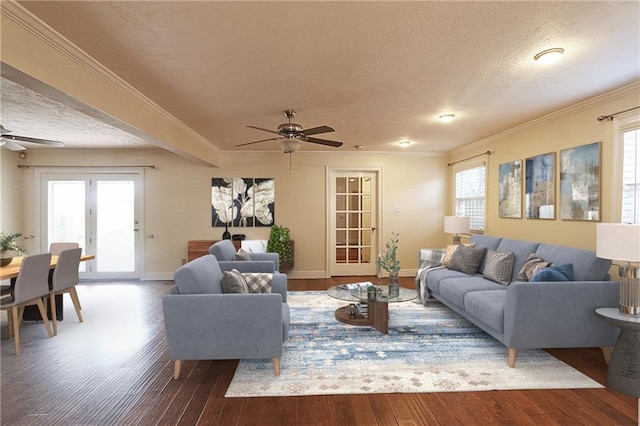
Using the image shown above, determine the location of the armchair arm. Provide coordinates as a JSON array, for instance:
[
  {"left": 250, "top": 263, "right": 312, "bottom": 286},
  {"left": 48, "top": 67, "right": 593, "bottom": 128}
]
[
  {"left": 249, "top": 252, "right": 280, "bottom": 271},
  {"left": 504, "top": 280, "right": 620, "bottom": 348},
  {"left": 163, "top": 293, "right": 284, "bottom": 360}
]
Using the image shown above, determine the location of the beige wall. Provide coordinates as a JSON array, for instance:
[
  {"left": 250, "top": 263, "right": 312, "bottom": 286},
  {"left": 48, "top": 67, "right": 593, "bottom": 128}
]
[
  {"left": 448, "top": 85, "right": 639, "bottom": 250},
  {"left": 4, "top": 149, "right": 447, "bottom": 279}
]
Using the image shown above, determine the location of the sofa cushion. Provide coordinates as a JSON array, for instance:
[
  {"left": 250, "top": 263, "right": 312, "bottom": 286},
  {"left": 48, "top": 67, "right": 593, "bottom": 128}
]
[
  {"left": 447, "top": 246, "right": 487, "bottom": 275},
  {"left": 426, "top": 268, "right": 472, "bottom": 295},
  {"left": 483, "top": 250, "right": 516, "bottom": 285},
  {"left": 221, "top": 269, "right": 249, "bottom": 293},
  {"left": 234, "top": 248, "right": 252, "bottom": 261},
  {"left": 517, "top": 253, "right": 551, "bottom": 281},
  {"left": 243, "top": 272, "right": 273, "bottom": 293},
  {"left": 439, "top": 276, "right": 505, "bottom": 308},
  {"left": 174, "top": 255, "right": 223, "bottom": 294},
  {"left": 464, "top": 290, "right": 506, "bottom": 334},
  {"left": 535, "top": 244, "right": 611, "bottom": 281},
  {"left": 531, "top": 263, "right": 574, "bottom": 282},
  {"left": 495, "top": 239, "right": 540, "bottom": 280}
]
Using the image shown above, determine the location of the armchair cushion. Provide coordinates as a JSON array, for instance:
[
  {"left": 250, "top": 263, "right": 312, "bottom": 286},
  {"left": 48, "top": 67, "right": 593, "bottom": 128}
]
[{"left": 174, "top": 255, "right": 223, "bottom": 294}]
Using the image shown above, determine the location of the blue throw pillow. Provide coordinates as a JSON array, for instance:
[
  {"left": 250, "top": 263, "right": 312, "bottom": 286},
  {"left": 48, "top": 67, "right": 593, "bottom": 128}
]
[{"left": 530, "top": 263, "right": 574, "bottom": 282}]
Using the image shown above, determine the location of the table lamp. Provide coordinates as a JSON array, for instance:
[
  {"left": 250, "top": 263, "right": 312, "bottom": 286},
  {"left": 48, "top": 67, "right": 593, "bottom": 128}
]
[
  {"left": 596, "top": 223, "right": 640, "bottom": 316},
  {"left": 444, "top": 216, "right": 470, "bottom": 245}
]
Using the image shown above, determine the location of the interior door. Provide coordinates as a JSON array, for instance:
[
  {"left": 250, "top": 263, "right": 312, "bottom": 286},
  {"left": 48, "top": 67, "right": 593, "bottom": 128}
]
[
  {"left": 41, "top": 172, "right": 142, "bottom": 279},
  {"left": 328, "top": 170, "right": 378, "bottom": 276}
]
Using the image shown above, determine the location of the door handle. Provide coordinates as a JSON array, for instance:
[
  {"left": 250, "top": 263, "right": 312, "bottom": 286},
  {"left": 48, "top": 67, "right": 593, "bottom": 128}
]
[{"left": 371, "top": 227, "right": 376, "bottom": 232}]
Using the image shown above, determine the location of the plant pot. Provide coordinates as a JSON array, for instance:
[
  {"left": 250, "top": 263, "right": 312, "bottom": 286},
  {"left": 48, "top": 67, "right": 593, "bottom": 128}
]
[{"left": 0, "top": 257, "right": 13, "bottom": 267}]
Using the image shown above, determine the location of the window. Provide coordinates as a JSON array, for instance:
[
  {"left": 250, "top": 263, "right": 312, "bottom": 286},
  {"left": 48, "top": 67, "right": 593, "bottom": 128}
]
[
  {"left": 622, "top": 128, "right": 640, "bottom": 224},
  {"left": 454, "top": 164, "right": 486, "bottom": 232}
]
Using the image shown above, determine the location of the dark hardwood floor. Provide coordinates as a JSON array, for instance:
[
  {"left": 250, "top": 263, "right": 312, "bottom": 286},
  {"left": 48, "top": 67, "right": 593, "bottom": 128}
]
[{"left": 1, "top": 277, "right": 637, "bottom": 425}]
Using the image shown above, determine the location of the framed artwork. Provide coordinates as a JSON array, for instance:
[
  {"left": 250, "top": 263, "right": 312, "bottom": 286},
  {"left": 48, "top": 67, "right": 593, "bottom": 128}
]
[
  {"left": 525, "top": 152, "right": 555, "bottom": 219},
  {"left": 211, "top": 177, "right": 275, "bottom": 227},
  {"left": 498, "top": 160, "right": 522, "bottom": 218},
  {"left": 560, "top": 142, "right": 601, "bottom": 221}
]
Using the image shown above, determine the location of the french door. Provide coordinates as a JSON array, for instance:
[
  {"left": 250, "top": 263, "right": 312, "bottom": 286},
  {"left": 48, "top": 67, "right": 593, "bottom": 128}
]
[
  {"left": 328, "top": 169, "right": 379, "bottom": 276},
  {"left": 40, "top": 172, "right": 142, "bottom": 279}
]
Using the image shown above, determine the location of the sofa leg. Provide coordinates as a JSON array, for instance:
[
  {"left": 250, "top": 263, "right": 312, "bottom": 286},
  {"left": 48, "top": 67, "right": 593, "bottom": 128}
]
[
  {"left": 508, "top": 348, "right": 517, "bottom": 368},
  {"left": 272, "top": 357, "right": 280, "bottom": 376},
  {"left": 601, "top": 347, "right": 613, "bottom": 365},
  {"left": 173, "top": 360, "right": 183, "bottom": 379}
]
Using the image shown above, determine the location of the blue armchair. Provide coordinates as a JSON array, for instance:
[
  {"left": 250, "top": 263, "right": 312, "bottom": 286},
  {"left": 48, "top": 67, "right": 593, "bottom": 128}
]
[
  {"left": 163, "top": 255, "right": 290, "bottom": 379},
  {"left": 209, "top": 239, "right": 280, "bottom": 271}
]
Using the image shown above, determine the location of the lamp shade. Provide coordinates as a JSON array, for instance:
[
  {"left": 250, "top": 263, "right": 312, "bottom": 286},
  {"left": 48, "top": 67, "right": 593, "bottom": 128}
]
[
  {"left": 444, "top": 216, "right": 470, "bottom": 234},
  {"left": 596, "top": 223, "right": 640, "bottom": 262}
]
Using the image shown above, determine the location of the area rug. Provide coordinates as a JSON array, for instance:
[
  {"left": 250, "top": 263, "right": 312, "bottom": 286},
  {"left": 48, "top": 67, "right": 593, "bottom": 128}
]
[{"left": 225, "top": 291, "right": 602, "bottom": 397}]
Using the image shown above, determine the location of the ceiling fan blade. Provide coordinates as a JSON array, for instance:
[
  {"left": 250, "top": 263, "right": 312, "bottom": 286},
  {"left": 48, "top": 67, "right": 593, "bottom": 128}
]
[
  {"left": 302, "top": 125, "right": 335, "bottom": 136},
  {"left": 2, "top": 134, "right": 64, "bottom": 147},
  {"left": 236, "top": 136, "right": 283, "bottom": 147},
  {"left": 0, "top": 138, "right": 26, "bottom": 151},
  {"left": 305, "top": 136, "right": 343, "bottom": 148},
  {"left": 246, "top": 125, "right": 281, "bottom": 135}
]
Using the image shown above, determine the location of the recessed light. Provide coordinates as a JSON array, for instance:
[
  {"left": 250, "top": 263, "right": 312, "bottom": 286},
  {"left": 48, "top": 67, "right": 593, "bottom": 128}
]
[
  {"left": 439, "top": 114, "right": 455, "bottom": 123},
  {"left": 399, "top": 141, "right": 410, "bottom": 148},
  {"left": 534, "top": 47, "right": 564, "bottom": 65},
  {"left": 355, "top": 145, "right": 364, "bottom": 150}
]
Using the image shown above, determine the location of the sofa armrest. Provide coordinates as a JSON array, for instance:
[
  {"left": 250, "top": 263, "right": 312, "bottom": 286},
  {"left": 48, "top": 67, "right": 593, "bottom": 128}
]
[
  {"left": 504, "top": 280, "right": 620, "bottom": 348},
  {"left": 249, "top": 252, "right": 280, "bottom": 271},
  {"left": 162, "top": 293, "right": 284, "bottom": 360},
  {"left": 218, "top": 260, "right": 275, "bottom": 273}
]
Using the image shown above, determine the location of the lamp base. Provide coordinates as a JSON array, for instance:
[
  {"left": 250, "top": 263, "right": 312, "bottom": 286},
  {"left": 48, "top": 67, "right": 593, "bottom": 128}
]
[
  {"left": 618, "top": 266, "right": 640, "bottom": 316},
  {"left": 452, "top": 234, "right": 462, "bottom": 245}
]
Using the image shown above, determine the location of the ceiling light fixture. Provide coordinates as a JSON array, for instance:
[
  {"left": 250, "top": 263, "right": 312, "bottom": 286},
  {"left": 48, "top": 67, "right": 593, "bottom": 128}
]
[
  {"left": 534, "top": 47, "right": 565, "bottom": 65},
  {"left": 439, "top": 114, "right": 455, "bottom": 123},
  {"left": 399, "top": 141, "right": 410, "bottom": 148}
]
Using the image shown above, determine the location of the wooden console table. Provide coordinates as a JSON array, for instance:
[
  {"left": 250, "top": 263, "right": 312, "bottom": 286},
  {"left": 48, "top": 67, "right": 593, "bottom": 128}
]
[{"left": 187, "top": 240, "right": 294, "bottom": 270}]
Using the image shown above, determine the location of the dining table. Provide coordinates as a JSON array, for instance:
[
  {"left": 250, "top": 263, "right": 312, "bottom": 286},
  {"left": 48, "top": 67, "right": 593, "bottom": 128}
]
[{"left": 0, "top": 254, "right": 96, "bottom": 320}]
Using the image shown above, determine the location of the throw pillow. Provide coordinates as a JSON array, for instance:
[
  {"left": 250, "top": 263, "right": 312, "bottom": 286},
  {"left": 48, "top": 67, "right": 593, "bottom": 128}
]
[
  {"left": 221, "top": 269, "right": 249, "bottom": 293},
  {"left": 442, "top": 243, "right": 476, "bottom": 267},
  {"left": 483, "top": 250, "right": 516, "bottom": 285},
  {"left": 531, "top": 263, "right": 574, "bottom": 282},
  {"left": 234, "top": 248, "right": 251, "bottom": 261},
  {"left": 242, "top": 272, "right": 273, "bottom": 293},
  {"left": 517, "top": 253, "right": 551, "bottom": 281},
  {"left": 447, "top": 246, "right": 487, "bottom": 275}
]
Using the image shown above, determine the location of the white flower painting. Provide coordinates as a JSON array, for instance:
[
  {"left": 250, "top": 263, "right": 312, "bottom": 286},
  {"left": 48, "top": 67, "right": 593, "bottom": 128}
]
[{"left": 211, "top": 178, "right": 275, "bottom": 227}]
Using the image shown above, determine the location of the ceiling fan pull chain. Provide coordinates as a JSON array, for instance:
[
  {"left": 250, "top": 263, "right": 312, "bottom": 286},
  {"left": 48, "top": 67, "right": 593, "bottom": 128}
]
[{"left": 288, "top": 152, "right": 293, "bottom": 175}]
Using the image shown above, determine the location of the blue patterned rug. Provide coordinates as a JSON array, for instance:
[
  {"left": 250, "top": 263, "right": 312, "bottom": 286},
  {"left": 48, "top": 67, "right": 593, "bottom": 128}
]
[{"left": 225, "top": 291, "right": 602, "bottom": 397}]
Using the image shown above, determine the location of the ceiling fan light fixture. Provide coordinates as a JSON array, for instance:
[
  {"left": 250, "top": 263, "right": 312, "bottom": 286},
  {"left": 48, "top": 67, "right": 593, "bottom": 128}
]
[
  {"left": 280, "top": 139, "right": 302, "bottom": 153},
  {"left": 534, "top": 47, "right": 565, "bottom": 64},
  {"left": 439, "top": 114, "right": 455, "bottom": 123}
]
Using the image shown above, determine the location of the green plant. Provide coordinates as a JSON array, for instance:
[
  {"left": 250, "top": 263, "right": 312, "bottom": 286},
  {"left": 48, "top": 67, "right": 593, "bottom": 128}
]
[
  {"left": 267, "top": 224, "right": 292, "bottom": 267},
  {"left": 0, "top": 232, "right": 26, "bottom": 257},
  {"left": 377, "top": 232, "right": 400, "bottom": 277}
]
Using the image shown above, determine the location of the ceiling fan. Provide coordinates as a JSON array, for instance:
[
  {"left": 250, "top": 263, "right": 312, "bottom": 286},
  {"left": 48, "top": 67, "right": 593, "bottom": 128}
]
[
  {"left": 237, "top": 110, "right": 344, "bottom": 153},
  {"left": 1, "top": 124, "right": 65, "bottom": 151}
]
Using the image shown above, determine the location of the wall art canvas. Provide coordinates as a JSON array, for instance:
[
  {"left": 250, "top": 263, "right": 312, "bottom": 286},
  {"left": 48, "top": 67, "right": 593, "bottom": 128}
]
[
  {"left": 498, "top": 160, "right": 522, "bottom": 218},
  {"left": 525, "top": 152, "right": 555, "bottom": 219},
  {"left": 211, "top": 178, "right": 275, "bottom": 227},
  {"left": 560, "top": 142, "right": 601, "bottom": 221}
]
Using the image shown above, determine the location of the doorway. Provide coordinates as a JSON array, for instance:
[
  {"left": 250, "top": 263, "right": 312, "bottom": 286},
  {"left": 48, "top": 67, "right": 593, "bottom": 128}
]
[
  {"left": 39, "top": 172, "right": 142, "bottom": 279},
  {"left": 327, "top": 168, "right": 380, "bottom": 276}
]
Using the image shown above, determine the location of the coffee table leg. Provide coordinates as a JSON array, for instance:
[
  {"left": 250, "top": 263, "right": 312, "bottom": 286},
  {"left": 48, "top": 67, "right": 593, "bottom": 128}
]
[{"left": 368, "top": 301, "right": 389, "bottom": 334}]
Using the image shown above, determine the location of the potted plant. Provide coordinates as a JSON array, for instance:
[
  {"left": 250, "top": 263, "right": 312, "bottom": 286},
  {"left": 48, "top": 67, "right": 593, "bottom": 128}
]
[
  {"left": 1, "top": 232, "right": 26, "bottom": 266},
  {"left": 267, "top": 224, "right": 293, "bottom": 270},
  {"left": 377, "top": 232, "right": 400, "bottom": 297}
]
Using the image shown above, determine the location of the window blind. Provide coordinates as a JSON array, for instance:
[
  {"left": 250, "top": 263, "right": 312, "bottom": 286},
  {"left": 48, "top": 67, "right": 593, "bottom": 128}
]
[
  {"left": 455, "top": 165, "right": 486, "bottom": 232},
  {"left": 622, "top": 129, "right": 640, "bottom": 224}
]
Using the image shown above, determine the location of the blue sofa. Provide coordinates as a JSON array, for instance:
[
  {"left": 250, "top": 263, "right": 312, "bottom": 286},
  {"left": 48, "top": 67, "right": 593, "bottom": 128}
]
[
  {"left": 163, "top": 254, "right": 290, "bottom": 378},
  {"left": 419, "top": 235, "right": 620, "bottom": 367}
]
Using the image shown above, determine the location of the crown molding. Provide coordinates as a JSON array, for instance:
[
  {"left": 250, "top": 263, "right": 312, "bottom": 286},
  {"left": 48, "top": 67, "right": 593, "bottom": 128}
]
[
  {"left": 1, "top": 1, "right": 215, "bottom": 152},
  {"left": 451, "top": 80, "right": 640, "bottom": 156}
]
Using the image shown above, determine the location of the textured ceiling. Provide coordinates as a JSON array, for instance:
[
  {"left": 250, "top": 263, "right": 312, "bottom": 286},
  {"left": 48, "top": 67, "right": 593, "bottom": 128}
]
[{"left": 3, "top": 1, "right": 639, "bottom": 153}]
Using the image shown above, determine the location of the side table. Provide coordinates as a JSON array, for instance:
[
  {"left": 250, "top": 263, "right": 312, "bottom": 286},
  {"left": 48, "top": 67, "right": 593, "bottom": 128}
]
[{"left": 595, "top": 308, "right": 640, "bottom": 399}]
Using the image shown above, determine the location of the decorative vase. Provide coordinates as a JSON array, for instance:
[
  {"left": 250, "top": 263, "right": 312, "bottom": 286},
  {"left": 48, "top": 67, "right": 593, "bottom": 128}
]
[
  {"left": 222, "top": 223, "right": 231, "bottom": 240},
  {"left": 388, "top": 271, "right": 400, "bottom": 298},
  {"left": 0, "top": 257, "right": 12, "bottom": 267}
]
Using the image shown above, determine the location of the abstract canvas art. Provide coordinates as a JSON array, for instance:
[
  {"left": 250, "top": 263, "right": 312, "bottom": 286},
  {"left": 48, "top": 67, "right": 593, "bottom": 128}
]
[
  {"left": 211, "top": 178, "right": 275, "bottom": 227},
  {"left": 525, "top": 153, "right": 555, "bottom": 219},
  {"left": 498, "top": 160, "right": 522, "bottom": 218},
  {"left": 560, "top": 142, "right": 601, "bottom": 221}
]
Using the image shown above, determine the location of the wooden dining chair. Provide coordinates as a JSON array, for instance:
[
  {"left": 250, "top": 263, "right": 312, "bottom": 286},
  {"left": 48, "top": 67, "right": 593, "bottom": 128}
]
[
  {"left": 50, "top": 247, "right": 83, "bottom": 335},
  {"left": 49, "top": 242, "right": 79, "bottom": 255},
  {"left": 0, "top": 253, "right": 54, "bottom": 355}
]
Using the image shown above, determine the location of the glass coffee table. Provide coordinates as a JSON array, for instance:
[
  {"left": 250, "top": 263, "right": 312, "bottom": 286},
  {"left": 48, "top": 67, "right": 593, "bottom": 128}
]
[{"left": 327, "top": 284, "right": 417, "bottom": 334}]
